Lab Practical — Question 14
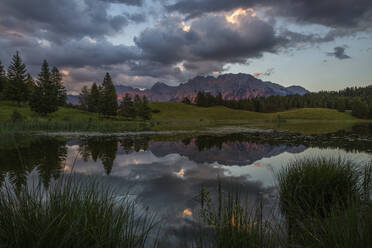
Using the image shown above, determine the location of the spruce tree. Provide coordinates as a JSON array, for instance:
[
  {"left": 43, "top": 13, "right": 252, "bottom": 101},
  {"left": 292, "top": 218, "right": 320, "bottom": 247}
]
[
  {"left": 99, "top": 73, "right": 118, "bottom": 116},
  {"left": 0, "top": 60, "right": 6, "bottom": 96},
  {"left": 133, "top": 94, "right": 142, "bottom": 117},
  {"left": 118, "top": 93, "right": 136, "bottom": 118},
  {"left": 30, "top": 60, "right": 59, "bottom": 115},
  {"left": 138, "top": 96, "right": 152, "bottom": 120},
  {"left": 51, "top": 66, "right": 67, "bottom": 106},
  {"left": 352, "top": 99, "right": 369, "bottom": 119},
  {"left": 25, "top": 73, "right": 35, "bottom": 101},
  {"left": 79, "top": 86, "right": 90, "bottom": 111},
  {"left": 88, "top": 83, "right": 100, "bottom": 113},
  {"left": 4, "top": 52, "right": 28, "bottom": 104},
  {"left": 336, "top": 98, "right": 346, "bottom": 112}
]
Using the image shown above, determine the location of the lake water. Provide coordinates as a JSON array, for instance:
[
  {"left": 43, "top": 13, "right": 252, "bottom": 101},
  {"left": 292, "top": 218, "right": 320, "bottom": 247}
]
[{"left": 1, "top": 123, "right": 372, "bottom": 246}]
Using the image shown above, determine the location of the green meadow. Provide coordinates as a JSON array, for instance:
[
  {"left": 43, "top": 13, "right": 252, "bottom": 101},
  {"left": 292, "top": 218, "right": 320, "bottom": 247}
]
[{"left": 0, "top": 100, "right": 368, "bottom": 134}]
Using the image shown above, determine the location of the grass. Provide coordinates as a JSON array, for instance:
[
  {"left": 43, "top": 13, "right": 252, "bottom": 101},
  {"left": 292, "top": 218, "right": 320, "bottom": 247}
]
[
  {"left": 0, "top": 177, "right": 157, "bottom": 248},
  {"left": 0, "top": 101, "right": 150, "bottom": 133},
  {"left": 194, "top": 158, "right": 372, "bottom": 248},
  {"left": 150, "top": 102, "right": 362, "bottom": 133},
  {"left": 194, "top": 184, "right": 281, "bottom": 248},
  {"left": 0, "top": 156, "right": 371, "bottom": 247},
  {"left": 0, "top": 100, "right": 368, "bottom": 133},
  {"left": 277, "top": 157, "right": 372, "bottom": 247}
]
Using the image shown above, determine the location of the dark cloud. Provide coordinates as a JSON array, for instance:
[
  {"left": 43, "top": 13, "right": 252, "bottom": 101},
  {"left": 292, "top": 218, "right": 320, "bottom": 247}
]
[
  {"left": 100, "top": 0, "right": 143, "bottom": 5},
  {"left": 168, "top": 0, "right": 372, "bottom": 29},
  {"left": 0, "top": 0, "right": 371, "bottom": 92},
  {"left": 0, "top": 0, "right": 131, "bottom": 43},
  {"left": 133, "top": 14, "right": 284, "bottom": 77},
  {"left": 327, "top": 46, "right": 351, "bottom": 60}
]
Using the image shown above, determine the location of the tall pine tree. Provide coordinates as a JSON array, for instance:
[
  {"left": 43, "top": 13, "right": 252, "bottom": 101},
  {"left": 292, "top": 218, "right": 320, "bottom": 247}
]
[
  {"left": 79, "top": 86, "right": 90, "bottom": 111},
  {"left": 25, "top": 73, "right": 35, "bottom": 101},
  {"left": 88, "top": 83, "right": 100, "bottom": 113},
  {"left": 138, "top": 96, "right": 152, "bottom": 120},
  {"left": 118, "top": 93, "right": 135, "bottom": 118},
  {"left": 0, "top": 60, "right": 6, "bottom": 96},
  {"left": 4, "top": 52, "right": 28, "bottom": 104},
  {"left": 133, "top": 94, "right": 142, "bottom": 116},
  {"left": 30, "top": 60, "right": 59, "bottom": 115},
  {"left": 50, "top": 66, "right": 67, "bottom": 106},
  {"left": 99, "top": 73, "right": 118, "bottom": 116}
]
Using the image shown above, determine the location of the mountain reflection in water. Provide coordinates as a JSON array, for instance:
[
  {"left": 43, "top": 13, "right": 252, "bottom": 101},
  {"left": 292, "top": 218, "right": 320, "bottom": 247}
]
[{"left": 1, "top": 124, "right": 372, "bottom": 246}]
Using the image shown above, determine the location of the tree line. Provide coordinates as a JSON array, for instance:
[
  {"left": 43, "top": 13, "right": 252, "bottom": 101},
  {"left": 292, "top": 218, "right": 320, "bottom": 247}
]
[
  {"left": 190, "top": 88, "right": 372, "bottom": 119},
  {"left": 0, "top": 52, "right": 152, "bottom": 120},
  {"left": 78, "top": 74, "right": 152, "bottom": 120},
  {"left": 0, "top": 52, "right": 66, "bottom": 115}
]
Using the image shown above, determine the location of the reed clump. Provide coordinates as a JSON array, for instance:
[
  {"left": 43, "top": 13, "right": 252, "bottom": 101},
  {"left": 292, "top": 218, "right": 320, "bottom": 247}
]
[
  {"left": 277, "top": 157, "right": 372, "bottom": 247},
  {"left": 0, "top": 177, "right": 157, "bottom": 248}
]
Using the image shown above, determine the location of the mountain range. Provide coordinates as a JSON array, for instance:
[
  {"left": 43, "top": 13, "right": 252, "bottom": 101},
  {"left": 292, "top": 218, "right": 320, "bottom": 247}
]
[{"left": 67, "top": 73, "right": 308, "bottom": 104}]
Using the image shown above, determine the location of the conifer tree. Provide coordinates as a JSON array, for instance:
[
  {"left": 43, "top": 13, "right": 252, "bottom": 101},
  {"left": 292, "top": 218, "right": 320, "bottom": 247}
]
[
  {"left": 133, "top": 94, "right": 142, "bottom": 116},
  {"left": 0, "top": 60, "right": 6, "bottom": 96},
  {"left": 138, "top": 96, "right": 152, "bottom": 120},
  {"left": 118, "top": 93, "right": 136, "bottom": 118},
  {"left": 79, "top": 86, "right": 90, "bottom": 111},
  {"left": 51, "top": 66, "right": 67, "bottom": 106},
  {"left": 99, "top": 73, "right": 118, "bottom": 116},
  {"left": 88, "top": 83, "right": 100, "bottom": 113},
  {"left": 4, "top": 52, "right": 27, "bottom": 104},
  {"left": 30, "top": 60, "right": 59, "bottom": 115},
  {"left": 182, "top": 97, "right": 191, "bottom": 104},
  {"left": 336, "top": 98, "right": 346, "bottom": 112},
  {"left": 352, "top": 99, "right": 369, "bottom": 119},
  {"left": 25, "top": 73, "right": 35, "bottom": 101}
]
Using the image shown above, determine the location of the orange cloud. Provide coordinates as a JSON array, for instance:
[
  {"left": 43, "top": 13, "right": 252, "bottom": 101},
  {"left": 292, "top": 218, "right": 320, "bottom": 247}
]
[{"left": 225, "top": 8, "right": 257, "bottom": 24}]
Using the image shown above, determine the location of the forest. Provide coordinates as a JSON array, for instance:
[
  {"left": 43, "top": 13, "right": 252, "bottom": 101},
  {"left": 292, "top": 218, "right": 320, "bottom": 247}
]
[
  {"left": 0, "top": 52, "right": 151, "bottom": 120},
  {"left": 190, "top": 86, "right": 372, "bottom": 119}
]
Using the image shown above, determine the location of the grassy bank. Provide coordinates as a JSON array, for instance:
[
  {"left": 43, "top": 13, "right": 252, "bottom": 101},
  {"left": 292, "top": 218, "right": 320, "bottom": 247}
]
[
  {"left": 0, "top": 101, "right": 367, "bottom": 134},
  {"left": 0, "top": 177, "right": 157, "bottom": 248},
  {"left": 0, "top": 157, "right": 371, "bottom": 247},
  {"left": 194, "top": 157, "right": 372, "bottom": 247},
  {"left": 0, "top": 101, "right": 150, "bottom": 133}
]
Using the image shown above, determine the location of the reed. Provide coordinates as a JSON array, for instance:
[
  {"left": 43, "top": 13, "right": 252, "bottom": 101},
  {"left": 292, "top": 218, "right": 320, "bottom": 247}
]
[{"left": 0, "top": 177, "right": 158, "bottom": 248}]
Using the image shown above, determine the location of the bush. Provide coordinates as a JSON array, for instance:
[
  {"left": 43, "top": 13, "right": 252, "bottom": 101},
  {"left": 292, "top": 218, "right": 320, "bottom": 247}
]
[
  {"left": 0, "top": 177, "right": 157, "bottom": 248},
  {"left": 277, "top": 157, "right": 371, "bottom": 243},
  {"left": 291, "top": 163, "right": 372, "bottom": 247},
  {"left": 195, "top": 184, "right": 280, "bottom": 248},
  {"left": 10, "top": 110, "right": 24, "bottom": 122}
]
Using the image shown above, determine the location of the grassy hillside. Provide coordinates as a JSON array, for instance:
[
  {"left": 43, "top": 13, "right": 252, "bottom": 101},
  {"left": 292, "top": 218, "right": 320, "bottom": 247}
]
[
  {"left": 0, "top": 101, "right": 149, "bottom": 133},
  {"left": 0, "top": 101, "right": 364, "bottom": 133},
  {"left": 150, "top": 102, "right": 357, "bottom": 121},
  {"left": 149, "top": 102, "right": 360, "bottom": 132}
]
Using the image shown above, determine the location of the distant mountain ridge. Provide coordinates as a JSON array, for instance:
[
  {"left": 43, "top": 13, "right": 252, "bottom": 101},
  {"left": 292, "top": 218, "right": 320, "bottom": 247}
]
[{"left": 67, "top": 73, "right": 309, "bottom": 104}]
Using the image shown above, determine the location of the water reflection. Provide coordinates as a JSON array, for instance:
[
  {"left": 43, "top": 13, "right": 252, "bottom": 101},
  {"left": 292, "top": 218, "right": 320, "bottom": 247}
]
[{"left": 0, "top": 136, "right": 66, "bottom": 188}]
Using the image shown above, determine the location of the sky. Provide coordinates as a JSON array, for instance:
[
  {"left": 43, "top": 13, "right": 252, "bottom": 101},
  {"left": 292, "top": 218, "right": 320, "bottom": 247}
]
[{"left": 0, "top": 0, "right": 371, "bottom": 94}]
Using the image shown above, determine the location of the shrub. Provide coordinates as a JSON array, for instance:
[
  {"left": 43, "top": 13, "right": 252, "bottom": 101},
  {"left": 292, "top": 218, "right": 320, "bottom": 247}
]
[
  {"left": 10, "top": 110, "right": 24, "bottom": 122},
  {"left": 277, "top": 157, "right": 371, "bottom": 244},
  {"left": 0, "top": 177, "right": 157, "bottom": 248},
  {"left": 195, "top": 184, "right": 280, "bottom": 248}
]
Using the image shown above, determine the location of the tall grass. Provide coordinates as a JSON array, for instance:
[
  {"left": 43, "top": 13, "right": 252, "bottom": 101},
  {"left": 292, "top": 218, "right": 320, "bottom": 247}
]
[
  {"left": 0, "top": 177, "right": 158, "bottom": 248},
  {"left": 0, "top": 119, "right": 151, "bottom": 133},
  {"left": 277, "top": 157, "right": 372, "bottom": 247},
  {"left": 194, "top": 184, "right": 282, "bottom": 248}
]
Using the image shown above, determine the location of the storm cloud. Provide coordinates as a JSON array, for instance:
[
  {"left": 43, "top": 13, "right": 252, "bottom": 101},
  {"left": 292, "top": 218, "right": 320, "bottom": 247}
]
[
  {"left": 327, "top": 46, "right": 351, "bottom": 60},
  {"left": 0, "top": 0, "right": 371, "bottom": 92},
  {"left": 168, "top": 0, "right": 372, "bottom": 28}
]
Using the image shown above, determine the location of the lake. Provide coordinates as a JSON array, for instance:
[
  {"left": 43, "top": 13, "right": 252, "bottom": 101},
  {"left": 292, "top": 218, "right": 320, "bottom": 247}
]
[{"left": 1, "top": 123, "right": 372, "bottom": 246}]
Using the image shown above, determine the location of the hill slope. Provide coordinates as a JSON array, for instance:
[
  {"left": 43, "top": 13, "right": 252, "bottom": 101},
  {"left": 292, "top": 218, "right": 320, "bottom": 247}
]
[{"left": 150, "top": 102, "right": 356, "bottom": 121}]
